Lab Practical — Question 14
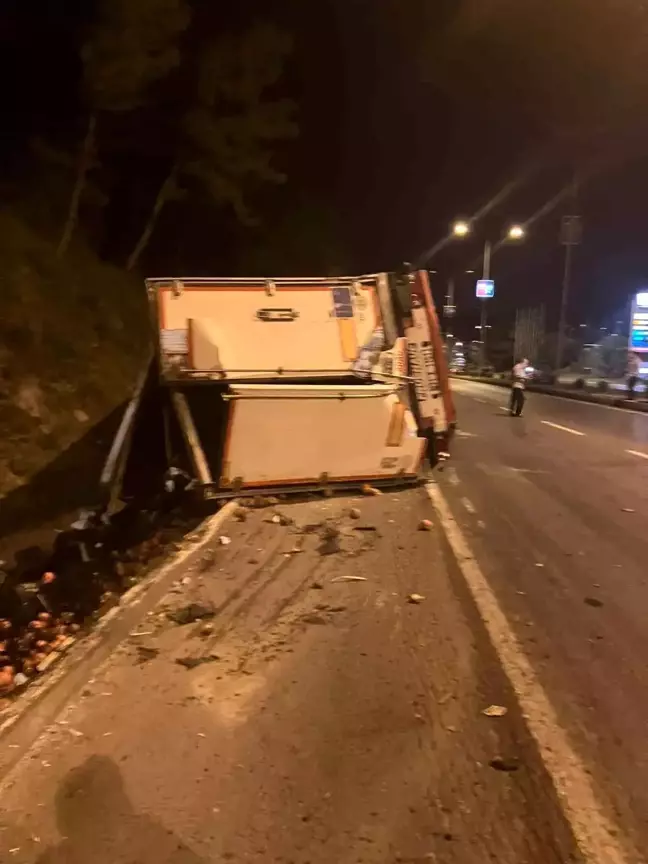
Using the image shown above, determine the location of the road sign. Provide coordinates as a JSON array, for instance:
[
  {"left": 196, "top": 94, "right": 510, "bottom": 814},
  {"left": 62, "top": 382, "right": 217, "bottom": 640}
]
[
  {"left": 476, "top": 279, "right": 495, "bottom": 299},
  {"left": 560, "top": 215, "right": 582, "bottom": 246}
]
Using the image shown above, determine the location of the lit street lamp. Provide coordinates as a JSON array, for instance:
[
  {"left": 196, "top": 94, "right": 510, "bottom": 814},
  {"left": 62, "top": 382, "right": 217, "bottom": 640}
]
[
  {"left": 452, "top": 221, "right": 526, "bottom": 365},
  {"left": 507, "top": 224, "right": 525, "bottom": 241}
]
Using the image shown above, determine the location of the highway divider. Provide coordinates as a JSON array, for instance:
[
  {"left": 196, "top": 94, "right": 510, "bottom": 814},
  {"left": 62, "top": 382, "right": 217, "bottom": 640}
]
[{"left": 451, "top": 374, "right": 648, "bottom": 413}]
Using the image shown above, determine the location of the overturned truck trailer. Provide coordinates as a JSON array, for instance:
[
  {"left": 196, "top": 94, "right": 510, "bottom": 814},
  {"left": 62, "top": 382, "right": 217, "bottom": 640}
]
[{"left": 101, "top": 270, "right": 455, "bottom": 506}]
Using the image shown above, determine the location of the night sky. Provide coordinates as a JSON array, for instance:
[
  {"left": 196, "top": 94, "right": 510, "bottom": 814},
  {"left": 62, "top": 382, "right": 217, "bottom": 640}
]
[{"left": 3, "top": 0, "right": 648, "bottom": 340}]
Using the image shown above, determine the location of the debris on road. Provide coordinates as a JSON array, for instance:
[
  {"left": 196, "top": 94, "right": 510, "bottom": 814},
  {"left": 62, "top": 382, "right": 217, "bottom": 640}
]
[
  {"left": 418, "top": 519, "right": 433, "bottom": 531},
  {"left": 489, "top": 756, "right": 520, "bottom": 773},
  {"left": 621, "top": 508, "right": 635, "bottom": 513},
  {"left": 302, "top": 613, "right": 328, "bottom": 626},
  {"left": 175, "top": 654, "right": 219, "bottom": 670},
  {"left": 318, "top": 523, "right": 343, "bottom": 556},
  {"left": 135, "top": 645, "right": 159, "bottom": 664},
  {"left": 331, "top": 575, "right": 368, "bottom": 583},
  {"left": 218, "top": 536, "right": 232, "bottom": 546},
  {"left": 349, "top": 507, "right": 362, "bottom": 520},
  {"left": 407, "top": 593, "right": 426, "bottom": 605},
  {"left": 584, "top": 597, "right": 604, "bottom": 608},
  {"left": 361, "top": 484, "right": 383, "bottom": 496},
  {"left": 167, "top": 603, "right": 215, "bottom": 626},
  {"left": 66, "top": 727, "right": 85, "bottom": 738},
  {"left": 483, "top": 705, "right": 508, "bottom": 718}
]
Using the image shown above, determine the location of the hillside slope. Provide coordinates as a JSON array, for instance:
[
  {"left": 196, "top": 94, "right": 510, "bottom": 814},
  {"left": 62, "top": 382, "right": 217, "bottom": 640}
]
[{"left": 0, "top": 211, "right": 148, "bottom": 519}]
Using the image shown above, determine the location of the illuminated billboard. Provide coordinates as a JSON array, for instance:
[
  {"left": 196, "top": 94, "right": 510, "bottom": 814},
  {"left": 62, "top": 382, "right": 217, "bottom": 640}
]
[
  {"left": 476, "top": 279, "right": 495, "bottom": 299},
  {"left": 630, "top": 292, "right": 648, "bottom": 352}
]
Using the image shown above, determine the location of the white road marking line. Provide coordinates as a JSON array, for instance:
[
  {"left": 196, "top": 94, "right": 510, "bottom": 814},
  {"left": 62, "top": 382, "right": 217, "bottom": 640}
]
[
  {"left": 460, "top": 497, "right": 476, "bottom": 514},
  {"left": 626, "top": 449, "right": 648, "bottom": 461},
  {"left": 456, "top": 430, "right": 477, "bottom": 438},
  {"left": 475, "top": 398, "right": 488, "bottom": 404},
  {"left": 499, "top": 406, "right": 511, "bottom": 413},
  {"left": 541, "top": 420, "right": 585, "bottom": 437},
  {"left": 425, "top": 481, "right": 635, "bottom": 864},
  {"left": 446, "top": 467, "right": 460, "bottom": 486}
]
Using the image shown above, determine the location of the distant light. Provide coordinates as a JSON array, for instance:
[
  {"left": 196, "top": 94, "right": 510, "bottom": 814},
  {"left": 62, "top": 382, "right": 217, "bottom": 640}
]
[
  {"left": 452, "top": 220, "right": 470, "bottom": 238},
  {"left": 507, "top": 224, "right": 525, "bottom": 240},
  {"left": 579, "top": 324, "right": 587, "bottom": 328},
  {"left": 465, "top": 269, "right": 475, "bottom": 274},
  {"left": 636, "top": 292, "right": 648, "bottom": 308},
  {"left": 456, "top": 341, "right": 464, "bottom": 346}
]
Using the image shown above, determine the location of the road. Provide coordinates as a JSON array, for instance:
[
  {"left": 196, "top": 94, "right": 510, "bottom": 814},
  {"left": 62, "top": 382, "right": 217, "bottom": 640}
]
[
  {"left": 0, "top": 492, "right": 580, "bottom": 864},
  {"left": 441, "top": 378, "right": 648, "bottom": 858},
  {"left": 2, "top": 381, "right": 648, "bottom": 863}
]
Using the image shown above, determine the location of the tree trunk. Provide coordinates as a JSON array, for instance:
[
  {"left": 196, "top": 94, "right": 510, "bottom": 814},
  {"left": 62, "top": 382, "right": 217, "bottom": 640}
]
[
  {"left": 126, "top": 169, "right": 177, "bottom": 272},
  {"left": 57, "top": 113, "right": 97, "bottom": 258}
]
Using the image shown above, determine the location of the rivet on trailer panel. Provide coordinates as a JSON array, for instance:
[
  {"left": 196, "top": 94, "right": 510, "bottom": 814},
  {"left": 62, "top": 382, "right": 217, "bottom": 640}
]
[
  {"left": 265, "top": 280, "right": 277, "bottom": 296},
  {"left": 172, "top": 280, "right": 184, "bottom": 298}
]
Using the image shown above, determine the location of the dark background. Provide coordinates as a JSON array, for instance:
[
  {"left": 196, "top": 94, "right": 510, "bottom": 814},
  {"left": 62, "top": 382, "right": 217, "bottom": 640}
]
[{"left": 2, "top": 0, "right": 648, "bottom": 342}]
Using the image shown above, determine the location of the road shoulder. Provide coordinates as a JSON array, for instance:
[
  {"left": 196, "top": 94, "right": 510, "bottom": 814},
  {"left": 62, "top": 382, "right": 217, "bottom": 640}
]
[{"left": 0, "top": 490, "right": 579, "bottom": 864}]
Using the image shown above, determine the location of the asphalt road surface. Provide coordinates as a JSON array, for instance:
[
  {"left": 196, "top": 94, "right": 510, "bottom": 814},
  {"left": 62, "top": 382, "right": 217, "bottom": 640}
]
[
  {"left": 2, "top": 382, "right": 648, "bottom": 863},
  {"left": 441, "top": 378, "right": 648, "bottom": 859},
  {"left": 0, "top": 492, "right": 581, "bottom": 864}
]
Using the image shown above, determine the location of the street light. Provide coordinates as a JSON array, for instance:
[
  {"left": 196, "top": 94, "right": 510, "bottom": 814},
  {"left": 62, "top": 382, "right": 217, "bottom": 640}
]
[{"left": 453, "top": 219, "right": 527, "bottom": 365}]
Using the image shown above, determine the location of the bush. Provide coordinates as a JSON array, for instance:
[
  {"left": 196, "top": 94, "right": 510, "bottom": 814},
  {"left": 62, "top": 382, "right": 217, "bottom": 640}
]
[
  {"left": 573, "top": 378, "right": 585, "bottom": 390},
  {"left": 596, "top": 380, "right": 609, "bottom": 393}
]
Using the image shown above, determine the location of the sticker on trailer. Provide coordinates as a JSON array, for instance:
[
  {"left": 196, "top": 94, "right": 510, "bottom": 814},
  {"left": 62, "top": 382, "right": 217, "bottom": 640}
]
[{"left": 405, "top": 306, "right": 447, "bottom": 432}]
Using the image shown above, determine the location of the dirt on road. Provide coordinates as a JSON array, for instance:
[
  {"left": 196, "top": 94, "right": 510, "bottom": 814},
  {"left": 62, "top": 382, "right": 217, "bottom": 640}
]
[{"left": 0, "top": 489, "right": 579, "bottom": 863}]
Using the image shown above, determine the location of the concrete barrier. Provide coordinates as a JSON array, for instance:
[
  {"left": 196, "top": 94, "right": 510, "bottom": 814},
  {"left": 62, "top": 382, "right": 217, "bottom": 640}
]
[{"left": 451, "top": 375, "right": 648, "bottom": 413}]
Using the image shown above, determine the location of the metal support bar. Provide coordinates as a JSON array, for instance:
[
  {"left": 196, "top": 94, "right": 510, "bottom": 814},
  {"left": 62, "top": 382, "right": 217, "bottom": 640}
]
[{"left": 171, "top": 391, "right": 213, "bottom": 485}]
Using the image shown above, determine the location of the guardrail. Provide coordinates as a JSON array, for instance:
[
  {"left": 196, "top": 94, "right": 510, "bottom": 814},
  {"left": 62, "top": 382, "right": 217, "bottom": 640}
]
[{"left": 451, "top": 374, "right": 648, "bottom": 413}]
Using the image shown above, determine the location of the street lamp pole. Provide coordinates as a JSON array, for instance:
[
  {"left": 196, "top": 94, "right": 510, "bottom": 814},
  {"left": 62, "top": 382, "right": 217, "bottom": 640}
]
[
  {"left": 555, "top": 180, "right": 581, "bottom": 372},
  {"left": 480, "top": 240, "right": 492, "bottom": 365},
  {"left": 451, "top": 221, "right": 524, "bottom": 368},
  {"left": 555, "top": 241, "right": 573, "bottom": 372}
]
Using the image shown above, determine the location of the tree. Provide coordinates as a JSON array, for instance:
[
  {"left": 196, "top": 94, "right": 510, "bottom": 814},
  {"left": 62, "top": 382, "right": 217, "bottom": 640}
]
[
  {"left": 126, "top": 22, "right": 297, "bottom": 271},
  {"left": 57, "top": 0, "right": 190, "bottom": 257},
  {"left": 236, "top": 199, "right": 347, "bottom": 276}
]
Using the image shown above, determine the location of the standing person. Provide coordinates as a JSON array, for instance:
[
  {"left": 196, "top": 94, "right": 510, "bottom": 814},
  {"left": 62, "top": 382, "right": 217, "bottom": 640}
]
[
  {"left": 626, "top": 352, "right": 641, "bottom": 400},
  {"left": 510, "top": 357, "right": 529, "bottom": 416}
]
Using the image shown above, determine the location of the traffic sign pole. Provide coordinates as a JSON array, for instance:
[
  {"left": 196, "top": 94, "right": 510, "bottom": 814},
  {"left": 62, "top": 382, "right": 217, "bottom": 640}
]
[{"left": 480, "top": 240, "right": 492, "bottom": 365}]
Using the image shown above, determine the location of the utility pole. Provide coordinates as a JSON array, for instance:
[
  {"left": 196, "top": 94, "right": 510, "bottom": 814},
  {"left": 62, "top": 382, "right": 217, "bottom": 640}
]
[
  {"left": 444, "top": 278, "right": 456, "bottom": 319},
  {"left": 480, "top": 240, "right": 492, "bottom": 365},
  {"left": 555, "top": 178, "right": 581, "bottom": 372},
  {"left": 555, "top": 241, "right": 574, "bottom": 372}
]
